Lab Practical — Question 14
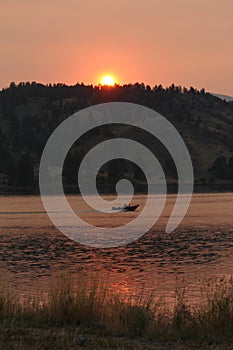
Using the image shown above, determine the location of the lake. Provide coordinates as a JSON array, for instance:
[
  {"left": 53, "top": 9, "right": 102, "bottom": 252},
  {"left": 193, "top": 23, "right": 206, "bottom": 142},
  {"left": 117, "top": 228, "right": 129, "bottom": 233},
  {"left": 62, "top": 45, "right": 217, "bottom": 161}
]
[{"left": 0, "top": 193, "right": 233, "bottom": 306}]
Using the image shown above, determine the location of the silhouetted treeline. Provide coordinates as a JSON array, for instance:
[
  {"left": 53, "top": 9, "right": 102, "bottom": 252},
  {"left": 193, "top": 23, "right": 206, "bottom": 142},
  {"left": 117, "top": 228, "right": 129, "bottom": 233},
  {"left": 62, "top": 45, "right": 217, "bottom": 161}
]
[
  {"left": 0, "top": 81, "right": 233, "bottom": 193},
  {"left": 209, "top": 156, "right": 233, "bottom": 180}
]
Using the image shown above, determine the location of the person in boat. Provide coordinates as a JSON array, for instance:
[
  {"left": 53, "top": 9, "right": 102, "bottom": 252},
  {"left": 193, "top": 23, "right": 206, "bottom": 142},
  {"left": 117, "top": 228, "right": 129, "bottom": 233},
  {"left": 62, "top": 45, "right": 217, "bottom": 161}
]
[
  {"left": 112, "top": 203, "right": 139, "bottom": 211},
  {"left": 123, "top": 203, "right": 139, "bottom": 211}
]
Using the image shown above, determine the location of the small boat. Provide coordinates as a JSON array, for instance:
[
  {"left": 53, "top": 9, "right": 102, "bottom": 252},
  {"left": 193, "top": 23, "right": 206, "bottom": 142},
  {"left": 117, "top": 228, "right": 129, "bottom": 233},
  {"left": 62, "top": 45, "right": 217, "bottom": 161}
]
[
  {"left": 123, "top": 204, "right": 139, "bottom": 212},
  {"left": 112, "top": 204, "right": 139, "bottom": 212}
]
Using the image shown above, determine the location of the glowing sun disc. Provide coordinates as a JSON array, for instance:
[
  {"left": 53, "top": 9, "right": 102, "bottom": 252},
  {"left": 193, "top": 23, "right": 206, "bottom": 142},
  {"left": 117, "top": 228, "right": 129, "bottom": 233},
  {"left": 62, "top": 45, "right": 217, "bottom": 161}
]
[{"left": 101, "top": 75, "right": 115, "bottom": 86}]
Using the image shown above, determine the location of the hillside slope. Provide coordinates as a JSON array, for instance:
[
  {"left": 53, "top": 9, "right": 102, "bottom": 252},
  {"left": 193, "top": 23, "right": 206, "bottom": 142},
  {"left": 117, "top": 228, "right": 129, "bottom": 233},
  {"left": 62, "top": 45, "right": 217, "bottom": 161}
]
[{"left": 0, "top": 82, "right": 232, "bottom": 193}]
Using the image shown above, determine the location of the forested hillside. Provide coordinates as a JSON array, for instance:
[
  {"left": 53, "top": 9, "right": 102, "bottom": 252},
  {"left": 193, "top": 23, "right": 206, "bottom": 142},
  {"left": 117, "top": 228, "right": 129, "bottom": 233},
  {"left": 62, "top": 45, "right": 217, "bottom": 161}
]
[{"left": 0, "top": 82, "right": 233, "bottom": 193}]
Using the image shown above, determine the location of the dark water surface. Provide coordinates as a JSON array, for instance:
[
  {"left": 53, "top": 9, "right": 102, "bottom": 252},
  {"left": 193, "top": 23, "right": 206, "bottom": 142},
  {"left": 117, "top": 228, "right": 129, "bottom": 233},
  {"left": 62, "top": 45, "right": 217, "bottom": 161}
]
[{"left": 0, "top": 193, "right": 233, "bottom": 306}]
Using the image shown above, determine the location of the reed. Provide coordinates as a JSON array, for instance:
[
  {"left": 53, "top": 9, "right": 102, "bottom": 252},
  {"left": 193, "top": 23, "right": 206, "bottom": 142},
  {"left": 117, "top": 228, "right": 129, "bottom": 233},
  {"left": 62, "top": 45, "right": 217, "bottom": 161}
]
[{"left": 0, "top": 276, "right": 233, "bottom": 349}]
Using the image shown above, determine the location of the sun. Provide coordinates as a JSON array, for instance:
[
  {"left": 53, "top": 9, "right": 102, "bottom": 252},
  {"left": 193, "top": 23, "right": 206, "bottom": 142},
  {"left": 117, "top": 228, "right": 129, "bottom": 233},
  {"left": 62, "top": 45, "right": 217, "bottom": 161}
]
[{"left": 101, "top": 75, "right": 115, "bottom": 86}]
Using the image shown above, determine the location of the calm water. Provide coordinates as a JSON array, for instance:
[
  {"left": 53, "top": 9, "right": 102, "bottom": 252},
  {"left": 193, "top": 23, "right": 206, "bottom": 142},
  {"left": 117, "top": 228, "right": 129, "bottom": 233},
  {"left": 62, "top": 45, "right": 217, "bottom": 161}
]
[{"left": 0, "top": 193, "right": 233, "bottom": 306}]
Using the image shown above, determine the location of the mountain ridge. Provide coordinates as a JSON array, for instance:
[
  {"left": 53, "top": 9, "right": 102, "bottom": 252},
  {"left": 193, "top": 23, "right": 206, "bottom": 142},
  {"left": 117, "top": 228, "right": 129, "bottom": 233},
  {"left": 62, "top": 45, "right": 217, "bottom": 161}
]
[{"left": 0, "top": 82, "right": 232, "bottom": 193}]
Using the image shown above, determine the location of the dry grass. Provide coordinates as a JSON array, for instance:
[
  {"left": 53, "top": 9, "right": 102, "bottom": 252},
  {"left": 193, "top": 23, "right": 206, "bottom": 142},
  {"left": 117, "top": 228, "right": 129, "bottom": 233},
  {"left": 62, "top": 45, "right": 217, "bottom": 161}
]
[{"left": 0, "top": 275, "right": 233, "bottom": 349}]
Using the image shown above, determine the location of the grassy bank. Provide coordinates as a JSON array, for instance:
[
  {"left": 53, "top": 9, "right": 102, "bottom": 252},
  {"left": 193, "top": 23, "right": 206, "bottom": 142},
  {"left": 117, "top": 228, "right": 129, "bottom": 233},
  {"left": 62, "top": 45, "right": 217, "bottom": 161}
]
[{"left": 0, "top": 276, "right": 233, "bottom": 349}]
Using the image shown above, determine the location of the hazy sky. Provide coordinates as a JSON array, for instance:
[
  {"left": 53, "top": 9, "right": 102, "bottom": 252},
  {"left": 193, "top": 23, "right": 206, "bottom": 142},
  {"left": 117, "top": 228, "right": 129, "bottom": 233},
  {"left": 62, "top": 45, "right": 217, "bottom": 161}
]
[{"left": 1, "top": 0, "right": 233, "bottom": 95}]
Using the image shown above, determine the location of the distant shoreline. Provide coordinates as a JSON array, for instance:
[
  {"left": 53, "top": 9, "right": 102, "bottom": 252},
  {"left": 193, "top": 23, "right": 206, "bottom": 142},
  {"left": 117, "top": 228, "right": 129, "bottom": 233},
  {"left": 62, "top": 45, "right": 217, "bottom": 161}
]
[{"left": 1, "top": 183, "right": 233, "bottom": 196}]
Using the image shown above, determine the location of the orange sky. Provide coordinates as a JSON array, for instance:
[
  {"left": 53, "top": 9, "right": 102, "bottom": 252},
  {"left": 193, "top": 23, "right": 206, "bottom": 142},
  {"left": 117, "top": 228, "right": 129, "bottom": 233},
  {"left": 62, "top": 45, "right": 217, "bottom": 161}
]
[{"left": 1, "top": 0, "right": 233, "bottom": 95}]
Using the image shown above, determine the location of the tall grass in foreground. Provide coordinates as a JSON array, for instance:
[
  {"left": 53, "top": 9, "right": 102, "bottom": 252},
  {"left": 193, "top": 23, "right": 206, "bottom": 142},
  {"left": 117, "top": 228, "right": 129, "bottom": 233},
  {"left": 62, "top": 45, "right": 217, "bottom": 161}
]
[{"left": 0, "top": 276, "right": 233, "bottom": 342}]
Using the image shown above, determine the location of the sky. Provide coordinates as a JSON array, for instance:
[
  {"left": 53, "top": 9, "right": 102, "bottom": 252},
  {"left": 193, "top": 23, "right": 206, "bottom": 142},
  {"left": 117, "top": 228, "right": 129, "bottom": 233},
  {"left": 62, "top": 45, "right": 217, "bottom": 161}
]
[{"left": 1, "top": 0, "right": 233, "bottom": 95}]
